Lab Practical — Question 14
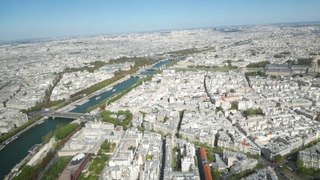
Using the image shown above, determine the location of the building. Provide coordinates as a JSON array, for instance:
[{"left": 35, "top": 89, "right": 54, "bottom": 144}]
[
  {"left": 291, "top": 65, "right": 308, "bottom": 74},
  {"left": 222, "top": 150, "right": 258, "bottom": 173},
  {"left": 181, "top": 156, "right": 194, "bottom": 172},
  {"left": 264, "top": 64, "right": 292, "bottom": 76},
  {"left": 264, "top": 62, "right": 313, "bottom": 76},
  {"left": 308, "top": 56, "right": 319, "bottom": 76},
  {"left": 59, "top": 153, "right": 91, "bottom": 180},
  {"left": 213, "top": 154, "right": 227, "bottom": 171},
  {"left": 245, "top": 166, "right": 278, "bottom": 180},
  {"left": 171, "top": 171, "right": 200, "bottom": 180},
  {"left": 58, "top": 122, "right": 120, "bottom": 156},
  {"left": 298, "top": 142, "right": 320, "bottom": 169}
]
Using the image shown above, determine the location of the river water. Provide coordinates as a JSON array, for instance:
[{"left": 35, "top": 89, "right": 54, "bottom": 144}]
[{"left": 0, "top": 59, "right": 170, "bottom": 179}]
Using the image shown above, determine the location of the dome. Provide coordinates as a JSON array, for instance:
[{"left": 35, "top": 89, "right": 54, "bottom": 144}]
[{"left": 71, "top": 153, "right": 85, "bottom": 165}]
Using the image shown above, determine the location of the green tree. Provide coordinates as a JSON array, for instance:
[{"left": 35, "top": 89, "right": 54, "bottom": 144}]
[
  {"left": 99, "top": 103, "right": 106, "bottom": 110},
  {"left": 274, "top": 155, "right": 284, "bottom": 163},
  {"left": 42, "top": 131, "right": 54, "bottom": 143},
  {"left": 231, "top": 101, "right": 238, "bottom": 110},
  {"left": 54, "top": 123, "right": 78, "bottom": 140},
  {"left": 246, "top": 61, "right": 270, "bottom": 68},
  {"left": 243, "top": 108, "right": 264, "bottom": 117},
  {"left": 211, "top": 168, "right": 221, "bottom": 180},
  {"left": 215, "top": 106, "right": 223, "bottom": 113},
  {"left": 42, "top": 156, "right": 72, "bottom": 180}
]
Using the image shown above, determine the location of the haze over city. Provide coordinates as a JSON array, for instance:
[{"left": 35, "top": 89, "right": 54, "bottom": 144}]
[
  {"left": 0, "top": 1, "right": 320, "bottom": 180},
  {"left": 1, "top": 0, "right": 320, "bottom": 42}
]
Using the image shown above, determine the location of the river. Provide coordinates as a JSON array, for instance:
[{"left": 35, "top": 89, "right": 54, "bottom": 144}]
[{"left": 0, "top": 59, "right": 171, "bottom": 179}]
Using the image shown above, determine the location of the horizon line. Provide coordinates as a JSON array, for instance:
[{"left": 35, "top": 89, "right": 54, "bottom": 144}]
[{"left": 1, "top": 20, "right": 320, "bottom": 45}]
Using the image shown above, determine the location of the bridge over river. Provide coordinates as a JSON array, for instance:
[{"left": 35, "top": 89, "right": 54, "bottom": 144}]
[
  {"left": 0, "top": 58, "right": 174, "bottom": 180},
  {"left": 41, "top": 110, "right": 95, "bottom": 121}
]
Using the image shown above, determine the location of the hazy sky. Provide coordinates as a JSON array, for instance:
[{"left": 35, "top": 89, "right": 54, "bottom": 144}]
[{"left": 0, "top": 0, "right": 319, "bottom": 42}]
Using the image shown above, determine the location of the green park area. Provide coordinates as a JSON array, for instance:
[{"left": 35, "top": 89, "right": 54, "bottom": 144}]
[
  {"left": 243, "top": 108, "right": 264, "bottom": 117},
  {"left": 54, "top": 123, "right": 79, "bottom": 140},
  {"left": 101, "top": 110, "right": 133, "bottom": 130},
  {"left": 246, "top": 61, "right": 270, "bottom": 68},
  {"left": 13, "top": 151, "right": 55, "bottom": 180},
  {"left": 172, "top": 146, "right": 181, "bottom": 171},
  {"left": 42, "top": 156, "right": 72, "bottom": 180},
  {"left": 12, "top": 122, "right": 80, "bottom": 180},
  {"left": 79, "top": 141, "right": 116, "bottom": 179},
  {"left": 297, "top": 57, "right": 320, "bottom": 66},
  {"left": 175, "top": 64, "right": 237, "bottom": 72},
  {"left": 244, "top": 71, "right": 266, "bottom": 77}
]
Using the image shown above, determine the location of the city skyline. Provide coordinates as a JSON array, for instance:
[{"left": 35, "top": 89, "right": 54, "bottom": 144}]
[
  {"left": 0, "top": 1, "right": 320, "bottom": 179},
  {"left": 1, "top": 0, "right": 320, "bottom": 42}
]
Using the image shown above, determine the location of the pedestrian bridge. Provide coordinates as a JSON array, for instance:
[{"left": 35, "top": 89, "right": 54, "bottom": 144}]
[{"left": 42, "top": 111, "right": 95, "bottom": 121}]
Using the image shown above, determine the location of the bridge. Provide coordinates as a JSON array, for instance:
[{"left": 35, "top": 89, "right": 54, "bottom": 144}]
[
  {"left": 172, "top": 56, "right": 187, "bottom": 61},
  {"left": 41, "top": 110, "right": 95, "bottom": 121}
]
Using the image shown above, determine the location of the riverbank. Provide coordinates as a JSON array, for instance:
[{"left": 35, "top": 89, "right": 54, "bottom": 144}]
[
  {"left": 0, "top": 116, "right": 45, "bottom": 150},
  {"left": 57, "top": 74, "right": 132, "bottom": 113},
  {"left": 0, "top": 59, "right": 172, "bottom": 179},
  {"left": 0, "top": 118, "right": 74, "bottom": 180},
  {"left": 6, "top": 121, "right": 81, "bottom": 180},
  {"left": 84, "top": 62, "right": 162, "bottom": 113},
  {"left": 0, "top": 60, "right": 157, "bottom": 146}
]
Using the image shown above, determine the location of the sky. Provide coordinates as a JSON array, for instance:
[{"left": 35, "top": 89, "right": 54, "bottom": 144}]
[{"left": 0, "top": 0, "right": 319, "bottom": 42}]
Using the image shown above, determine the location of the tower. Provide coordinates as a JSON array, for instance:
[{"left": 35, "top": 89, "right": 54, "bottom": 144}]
[{"left": 308, "top": 56, "right": 319, "bottom": 76}]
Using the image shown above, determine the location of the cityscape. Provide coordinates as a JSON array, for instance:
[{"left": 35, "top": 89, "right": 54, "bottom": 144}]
[{"left": 0, "top": 1, "right": 320, "bottom": 180}]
